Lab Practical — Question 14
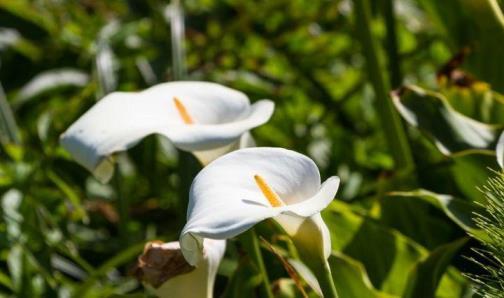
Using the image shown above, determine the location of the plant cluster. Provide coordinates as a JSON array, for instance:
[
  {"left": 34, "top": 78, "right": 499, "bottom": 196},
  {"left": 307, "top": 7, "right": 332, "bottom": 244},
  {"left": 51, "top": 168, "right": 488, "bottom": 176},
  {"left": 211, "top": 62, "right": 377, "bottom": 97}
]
[{"left": 1, "top": 0, "right": 504, "bottom": 297}]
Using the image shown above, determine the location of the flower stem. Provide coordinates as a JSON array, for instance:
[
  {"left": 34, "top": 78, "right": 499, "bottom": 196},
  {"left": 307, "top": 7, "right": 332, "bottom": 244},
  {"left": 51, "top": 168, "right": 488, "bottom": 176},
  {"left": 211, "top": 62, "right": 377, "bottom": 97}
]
[
  {"left": 317, "top": 261, "right": 339, "bottom": 298},
  {"left": 382, "top": 0, "right": 402, "bottom": 89},
  {"left": 298, "top": 248, "right": 338, "bottom": 298},
  {"left": 114, "top": 164, "right": 130, "bottom": 244},
  {"left": 353, "top": 0, "right": 415, "bottom": 174},
  {"left": 243, "top": 228, "right": 274, "bottom": 298}
]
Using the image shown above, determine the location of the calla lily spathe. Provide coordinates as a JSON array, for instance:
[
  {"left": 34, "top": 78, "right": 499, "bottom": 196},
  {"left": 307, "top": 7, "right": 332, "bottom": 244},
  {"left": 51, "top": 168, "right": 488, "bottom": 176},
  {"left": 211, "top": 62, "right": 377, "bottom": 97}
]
[
  {"left": 60, "top": 81, "right": 274, "bottom": 183},
  {"left": 136, "top": 239, "right": 225, "bottom": 298},
  {"left": 179, "top": 147, "right": 340, "bottom": 267}
]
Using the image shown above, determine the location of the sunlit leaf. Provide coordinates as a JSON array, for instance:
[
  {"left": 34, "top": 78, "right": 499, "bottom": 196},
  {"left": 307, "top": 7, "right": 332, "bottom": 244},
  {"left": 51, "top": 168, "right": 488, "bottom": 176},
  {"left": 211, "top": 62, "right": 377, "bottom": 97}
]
[
  {"left": 95, "top": 43, "right": 118, "bottom": 96},
  {"left": 287, "top": 259, "right": 321, "bottom": 296},
  {"left": 0, "top": 271, "right": 13, "bottom": 291},
  {"left": 164, "top": 2, "right": 187, "bottom": 80},
  {"left": 322, "top": 201, "right": 468, "bottom": 296},
  {"left": 0, "top": 27, "right": 40, "bottom": 60},
  {"left": 0, "top": 0, "right": 57, "bottom": 34},
  {"left": 51, "top": 254, "right": 87, "bottom": 280},
  {"left": 2, "top": 189, "right": 22, "bottom": 240},
  {"left": 391, "top": 85, "right": 503, "bottom": 155},
  {"left": 7, "top": 244, "right": 23, "bottom": 294},
  {"left": 441, "top": 86, "right": 504, "bottom": 125}
]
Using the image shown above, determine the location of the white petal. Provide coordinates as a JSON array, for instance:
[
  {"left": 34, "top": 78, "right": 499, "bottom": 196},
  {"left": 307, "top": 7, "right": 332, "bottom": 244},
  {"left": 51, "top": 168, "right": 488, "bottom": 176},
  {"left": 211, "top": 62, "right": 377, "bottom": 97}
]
[
  {"left": 192, "top": 132, "right": 257, "bottom": 166},
  {"left": 275, "top": 213, "right": 332, "bottom": 261},
  {"left": 180, "top": 147, "right": 326, "bottom": 265},
  {"left": 288, "top": 259, "right": 323, "bottom": 296},
  {"left": 167, "top": 99, "right": 273, "bottom": 152},
  {"left": 60, "top": 81, "right": 274, "bottom": 182},
  {"left": 141, "top": 81, "right": 250, "bottom": 125},
  {"left": 283, "top": 176, "right": 339, "bottom": 217},
  {"left": 154, "top": 239, "right": 226, "bottom": 298}
]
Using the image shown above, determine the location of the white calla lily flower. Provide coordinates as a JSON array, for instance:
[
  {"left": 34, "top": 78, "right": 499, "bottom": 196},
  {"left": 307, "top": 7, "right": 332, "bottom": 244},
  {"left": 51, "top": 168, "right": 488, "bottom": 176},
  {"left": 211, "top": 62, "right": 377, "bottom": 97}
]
[
  {"left": 135, "top": 239, "right": 226, "bottom": 298},
  {"left": 179, "top": 147, "right": 340, "bottom": 268},
  {"left": 60, "top": 81, "right": 274, "bottom": 183}
]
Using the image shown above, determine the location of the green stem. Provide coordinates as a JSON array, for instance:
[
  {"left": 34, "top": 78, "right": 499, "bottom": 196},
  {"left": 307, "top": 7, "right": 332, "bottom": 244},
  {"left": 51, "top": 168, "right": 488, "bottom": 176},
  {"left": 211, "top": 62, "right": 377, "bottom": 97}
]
[
  {"left": 243, "top": 229, "right": 274, "bottom": 298},
  {"left": 114, "top": 164, "right": 130, "bottom": 244},
  {"left": 382, "top": 0, "right": 402, "bottom": 88},
  {"left": 353, "top": 0, "right": 415, "bottom": 174},
  {"left": 298, "top": 251, "right": 338, "bottom": 298},
  {"left": 319, "top": 261, "right": 339, "bottom": 298}
]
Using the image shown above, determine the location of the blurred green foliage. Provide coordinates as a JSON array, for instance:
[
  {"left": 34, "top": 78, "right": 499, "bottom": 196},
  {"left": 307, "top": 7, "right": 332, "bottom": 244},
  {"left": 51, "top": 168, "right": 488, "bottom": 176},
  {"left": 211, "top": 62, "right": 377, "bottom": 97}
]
[{"left": 0, "top": 0, "right": 503, "bottom": 297}]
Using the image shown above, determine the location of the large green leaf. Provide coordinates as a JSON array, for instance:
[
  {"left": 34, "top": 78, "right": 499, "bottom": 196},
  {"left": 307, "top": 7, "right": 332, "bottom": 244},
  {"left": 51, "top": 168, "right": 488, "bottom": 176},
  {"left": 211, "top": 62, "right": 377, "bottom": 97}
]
[
  {"left": 322, "top": 201, "right": 468, "bottom": 296},
  {"left": 419, "top": 0, "right": 504, "bottom": 93},
  {"left": 328, "top": 253, "right": 397, "bottom": 298},
  {"left": 451, "top": 153, "right": 498, "bottom": 202},
  {"left": 403, "top": 238, "right": 469, "bottom": 298},
  {"left": 388, "top": 189, "right": 488, "bottom": 241},
  {"left": 378, "top": 194, "right": 456, "bottom": 249},
  {"left": 391, "top": 85, "right": 503, "bottom": 155}
]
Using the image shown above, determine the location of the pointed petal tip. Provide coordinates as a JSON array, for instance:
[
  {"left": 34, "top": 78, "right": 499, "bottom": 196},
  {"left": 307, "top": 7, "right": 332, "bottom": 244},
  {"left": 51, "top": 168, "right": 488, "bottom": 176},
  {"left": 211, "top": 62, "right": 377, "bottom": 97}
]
[
  {"left": 252, "top": 99, "right": 275, "bottom": 122},
  {"left": 179, "top": 233, "right": 204, "bottom": 266},
  {"left": 283, "top": 175, "right": 340, "bottom": 218}
]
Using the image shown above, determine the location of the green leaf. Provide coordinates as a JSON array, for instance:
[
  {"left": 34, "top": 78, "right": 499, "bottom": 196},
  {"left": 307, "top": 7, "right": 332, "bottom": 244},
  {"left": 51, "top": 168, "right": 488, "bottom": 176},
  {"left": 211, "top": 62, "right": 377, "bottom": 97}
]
[
  {"left": 441, "top": 87, "right": 504, "bottom": 125},
  {"left": 7, "top": 244, "right": 23, "bottom": 293},
  {"left": 388, "top": 189, "right": 488, "bottom": 240},
  {"left": 47, "top": 171, "right": 88, "bottom": 223},
  {"left": 0, "top": 271, "right": 13, "bottom": 291},
  {"left": 451, "top": 153, "right": 497, "bottom": 202},
  {"left": 0, "top": 0, "right": 57, "bottom": 34},
  {"left": 0, "top": 28, "right": 41, "bottom": 60},
  {"left": 76, "top": 242, "right": 146, "bottom": 297},
  {"left": 322, "top": 201, "right": 468, "bottom": 296},
  {"left": 328, "top": 252, "right": 397, "bottom": 298},
  {"left": 2, "top": 188, "right": 23, "bottom": 239},
  {"left": 391, "top": 85, "right": 503, "bottom": 155},
  {"left": 403, "top": 238, "right": 469, "bottom": 298},
  {"left": 13, "top": 68, "right": 89, "bottom": 107}
]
